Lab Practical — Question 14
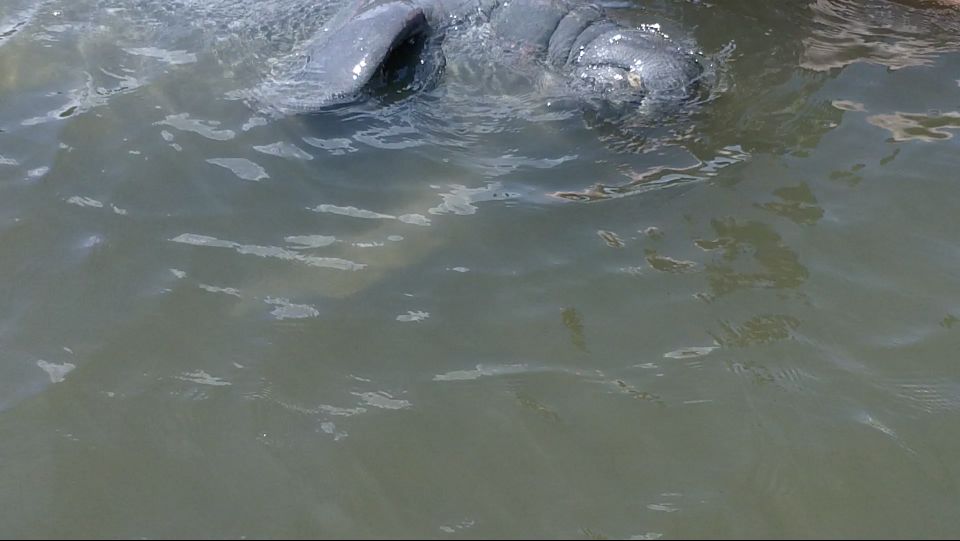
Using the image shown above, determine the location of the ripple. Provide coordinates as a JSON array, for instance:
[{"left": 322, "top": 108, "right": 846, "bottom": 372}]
[
  {"left": 124, "top": 46, "right": 197, "bottom": 65},
  {"left": 284, "top": 234, "right": 337, "bottom": 249},
  {"left": 645, "top": 250, "right": 697, "bottom": 273},
  {"left": 756, "top": 183, "right": 824, "bottom": 226},
  {"left": 597, "top": 230, "right": 625, "bottom": 248},
  {"left": 801, "top": 0, "right": 960, "bottom": 71},
  {"left": 439, "top": 520, "right": 476, "bottom": 534},
  {"left": 36, "top": 360, "right": 75, "bottom": 384},
  {"left": 206, "top": 158, "right": 269, "bottom": 181},
  {"left": 310, "top": 204, "right": 431, "bottom": 226},
  {"left": 352, "top": 391, "right": 412, "bottom": 410},
  {"left": 663, "top": 346, "right": 718, "bottom": 359},
  {"left": 552, "top": 146, "right": 749, "bottom": 202},
  {"left": 66, "top": 196, "right": 104, "bottom": 208},
  {"left": 711, "top": 315, "right": 800, "bottom": 348},
  {"left": 351, "top": 124, "right": 426, "bottom": 150},
  {"left": 832, "top": 100, "right": 867, "bottom": 112},
  {"left": 854, "top": 411, "right": 898, "bottom": 439},
  {"left": 396, "top": 310, "right": 430, "bottom": 322},
  {"left": 888, "top": 379, "right": 960, "bottom": 413},
  {"left": 433, "top": 363, "right": 530, "bottom": 381},
  {"left": 198, "top": 284, "right": 242, "bottom": 297},
  {"left": 397, "top": 214, "right": 431, "bottom": 226},
  {"left": 274, "top": 398, "right": 370, "bottom": 417},
  {"left": 646, "top": 503, "right": 680, "bottom": 513},
  {"left": 20, "top": 72, "right": 117, "bottom": 126},
  {"left": 316, "top": 404, "right": 367, "bottom": 417},
  {"left": 170, "top": 233, "right": 365, "bottom": 270},
  {"left": 242, "top": 117, "right": 268, "bottom": 131},
  {"left": 428, "top": 182, "right": 518, "bottom": 216},
  {"left": 697, "top": 218, "right": 808, "bottom": 299},
  {"left": 302, "top": 136, "right": 358, "bottom": 155},
  {"left": 253, "top": 141, "right": 313, "bottom": 160},
  {"left": 310, "top": 204, "right": 395, "bottom": 220},
  {"left": 156, "top": 113, "right": 236, "bottom": 141},
  {"left": 867, "top": 111, "right": 960, "bottom": 142},
  {"left": 65, "top": 196, "right": 127, "bottom": 214},
  {"left": 319, "top": 421, "right": 348, "bottom": 441},
  {"left": 446, "top": 151, "right": 579, "bottom": 177},
  {"left": 177, "top": 370, "right": 231, "bottom": 386},
  {"left": 0, "top": 4, "right": 38, "bottom": 46},
  {"left": 264, "top": 297, "right": 319, "bottom": 319}
]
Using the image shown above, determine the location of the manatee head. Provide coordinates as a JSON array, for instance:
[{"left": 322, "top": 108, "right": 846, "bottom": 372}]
[{"left": 570, "top": 27, "right": 704, "bottom": 113}]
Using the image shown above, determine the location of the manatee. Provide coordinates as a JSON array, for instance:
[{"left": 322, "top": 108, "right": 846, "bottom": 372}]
[{"left": 276, "top": 0, "right": 704, "bottom": 114}]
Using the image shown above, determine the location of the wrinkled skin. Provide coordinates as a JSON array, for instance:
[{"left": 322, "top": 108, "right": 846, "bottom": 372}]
[{"left": 283, "top": 0, "right": 703, "bottom": 112}]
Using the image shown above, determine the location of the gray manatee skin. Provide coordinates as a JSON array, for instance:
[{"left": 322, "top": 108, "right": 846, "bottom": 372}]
[{"left": 286, "top": 0, "right": 702, "bottom": 112}]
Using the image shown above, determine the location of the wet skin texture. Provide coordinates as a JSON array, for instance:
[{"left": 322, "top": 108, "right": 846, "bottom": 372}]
[{"left": 284, "top": 0, "right": 703, "bottom": 112}]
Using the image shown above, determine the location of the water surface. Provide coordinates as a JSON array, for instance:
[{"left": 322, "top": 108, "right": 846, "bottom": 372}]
[{"left": 2, "top": 0, "right": 960, "bottom": 537}]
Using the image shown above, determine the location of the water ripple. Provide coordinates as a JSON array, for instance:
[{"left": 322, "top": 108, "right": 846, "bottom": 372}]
[
  {"left": 802, "top": 0, "right": 960, "bottom": 71},
  {"left": 170, "top": 233, "right": 365, "bottom": 270},
  {"left": 157, "top": 113, "right": 236, "bottom": 141},
  {"left": 206, "top": 157, "right": 269, "bottom": 181},
  {"left": 253, "top": 141, "right": 313, "bottom": 160}
]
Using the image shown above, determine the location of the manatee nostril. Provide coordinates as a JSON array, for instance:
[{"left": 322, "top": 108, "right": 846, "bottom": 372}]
[{"left": 574, "top": 64, "right": 640, "bottom": 96}]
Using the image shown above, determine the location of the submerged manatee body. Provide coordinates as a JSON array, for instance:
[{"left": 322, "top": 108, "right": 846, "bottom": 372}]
[{"left": 278, "top": 0, "right": 704, "bottom": 115}]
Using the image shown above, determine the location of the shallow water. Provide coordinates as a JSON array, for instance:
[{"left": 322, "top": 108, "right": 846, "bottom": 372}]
[{"left": 2, "top": 0, "right": 960, "bottom": 537}]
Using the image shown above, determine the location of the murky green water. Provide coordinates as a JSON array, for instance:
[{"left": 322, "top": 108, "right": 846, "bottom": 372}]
[{"left": 2, "top": 0, "right": 960, "bottom": 537}]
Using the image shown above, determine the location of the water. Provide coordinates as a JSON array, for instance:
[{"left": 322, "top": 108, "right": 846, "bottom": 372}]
[{"left": 2, "top": 0, "right": 960, "bottom": 537}]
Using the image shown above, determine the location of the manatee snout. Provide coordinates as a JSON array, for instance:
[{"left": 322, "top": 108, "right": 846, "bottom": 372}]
[{"left": 570, "top": 28, "right": 702, "bottom": 107}]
